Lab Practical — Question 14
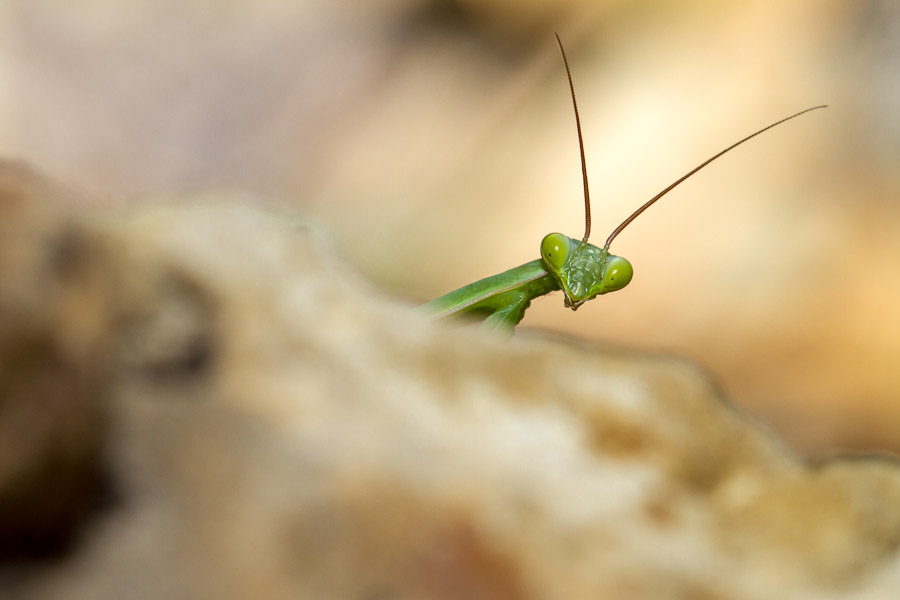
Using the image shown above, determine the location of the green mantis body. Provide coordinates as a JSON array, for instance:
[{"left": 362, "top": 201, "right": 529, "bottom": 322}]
[
  {"left": 423, "top": 239, "right": 631, "bottom": 334},
  {"left": 421, "top": 35, "right": 825, "bottom": 333}
]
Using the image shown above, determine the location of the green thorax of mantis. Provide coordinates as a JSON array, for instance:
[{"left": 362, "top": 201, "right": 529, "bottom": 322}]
[{"left": 421, "top": 35, "right": 825, "bottom": 334}]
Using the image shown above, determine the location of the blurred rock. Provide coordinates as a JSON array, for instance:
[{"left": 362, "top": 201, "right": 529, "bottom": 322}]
[
  {"left": 2, "top": 162, "right": 900, "bottom": 599},
  {"left": 0, "top": 163, "right": 112, "bottom": 558}
]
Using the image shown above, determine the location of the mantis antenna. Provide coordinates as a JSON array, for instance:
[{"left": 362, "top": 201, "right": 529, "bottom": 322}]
[
  {"left": 603, "top": 104, "right": 828, "bottom": 251},
  {"left": 555, "top": 34, "right": 591, "bottom": 244}
]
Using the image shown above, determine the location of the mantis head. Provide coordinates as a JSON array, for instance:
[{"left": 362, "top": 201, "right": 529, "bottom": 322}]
[
  {"left": 541, "top": 233, "right": 632, "bottom": 309},
  {"left": 550, "top": 34, "right": 824, "bottom": 311}
]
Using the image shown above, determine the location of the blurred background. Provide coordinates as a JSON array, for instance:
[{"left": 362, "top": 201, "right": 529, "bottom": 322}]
[{"left": 1, "top": 0, "right": 897, "bottom": 458}]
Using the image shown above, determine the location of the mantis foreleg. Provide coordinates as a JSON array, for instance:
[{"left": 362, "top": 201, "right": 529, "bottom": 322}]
[{"left": 479, "top": 291, "right": 532, "bottom": 334}]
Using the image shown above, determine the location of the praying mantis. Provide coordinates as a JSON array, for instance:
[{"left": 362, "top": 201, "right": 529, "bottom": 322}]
[{"left": 420, "top": 35, "right": 825, "bottom": 334}]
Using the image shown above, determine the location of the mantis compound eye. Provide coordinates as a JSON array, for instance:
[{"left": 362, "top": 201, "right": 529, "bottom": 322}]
[
  {"left": 602, "top": 255, "right": 633, "bottom": 291},
  {"left": 540, "top": 233, "right": 570, "bottom": 270}
]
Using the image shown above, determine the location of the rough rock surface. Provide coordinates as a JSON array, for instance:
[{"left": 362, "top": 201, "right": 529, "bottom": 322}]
[{"left": 1, "top": 161, "right": 900, "bottom": 599}]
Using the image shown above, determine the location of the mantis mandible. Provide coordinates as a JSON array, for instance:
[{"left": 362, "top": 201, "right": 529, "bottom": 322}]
[{"left": 421, "top": 35, "right": 825, "bottom": 334}]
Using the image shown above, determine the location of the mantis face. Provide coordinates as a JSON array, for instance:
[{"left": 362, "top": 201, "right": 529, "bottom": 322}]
[{"left": 540, "top": 232, "right": 633, "bottom": 309}]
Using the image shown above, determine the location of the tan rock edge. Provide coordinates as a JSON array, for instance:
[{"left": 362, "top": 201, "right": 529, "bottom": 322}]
[{"left": 1, "top": 162, "right": 899, "bottom": 599}]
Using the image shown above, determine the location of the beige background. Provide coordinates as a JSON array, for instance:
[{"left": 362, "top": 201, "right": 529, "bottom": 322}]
[{"left": 2, "top": 0, "right": 898, "bottom": 457}]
